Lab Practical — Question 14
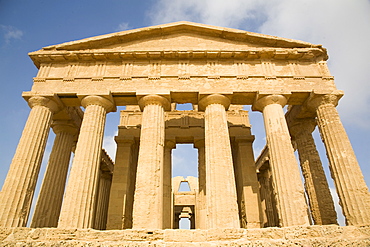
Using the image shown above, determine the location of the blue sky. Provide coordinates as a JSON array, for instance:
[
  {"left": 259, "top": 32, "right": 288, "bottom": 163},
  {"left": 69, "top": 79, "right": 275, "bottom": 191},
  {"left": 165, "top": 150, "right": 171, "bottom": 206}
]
[{"left": 1, "top": 0, "right": 370, "bottom": 226}]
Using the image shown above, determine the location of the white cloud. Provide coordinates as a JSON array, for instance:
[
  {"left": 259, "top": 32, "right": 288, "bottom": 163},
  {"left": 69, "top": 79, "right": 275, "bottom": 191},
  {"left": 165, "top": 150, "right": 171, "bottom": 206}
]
[
  {"left": 149, "top": 0, "right": 266, "bottom": 29},
  {"left": 0, "top": 25, "right": 23, "bottom": 43},
  {"left": 116, "top": 22, "right": 130, "bottom": 31}
]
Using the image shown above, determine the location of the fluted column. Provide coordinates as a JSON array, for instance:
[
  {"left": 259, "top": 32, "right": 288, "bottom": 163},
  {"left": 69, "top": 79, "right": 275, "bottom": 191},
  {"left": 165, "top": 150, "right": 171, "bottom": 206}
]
[
  {"left": 253, "top": 95, "right": 309, "bottom": 227},
  {"left": 194, "top": 139, "right": 206, "bottom": 229},
  {"left": 290, "top": 119, "right": 337, "bottom": 225},
  {"left": 31, "top": 121, "right": 78, "bottom": 228},
  {"left": 94, "top": 172, "right": 112, "bottom": 230},
  {"left": 163, "top": 140, "right": 175, "bottom": 229},
  {"left": 58, "top": 95, "right": 114, "bottom": 229},
  {"left": 199, "top": 94, "right": 239, "bottom": 229},
  {"left": 234, "top": 137, "right": 262, "bottom": 228},
  {"left": 106, "top": 137, "right": 135, "bottom": 229},
  {"left": 124, "top": 141, "right": 139, "bottom": 228},
  {"left": 0, "top": 96, "right": 59, "bottom": 227},
  {"left": 309, "top": 94, "right": 370, "bottom": 225},
  {"left": 258, "top": 166, "right": 279, "bottom": 227},
  {"left": 132, "top": 95, "right": 170, "bottom": 229}
]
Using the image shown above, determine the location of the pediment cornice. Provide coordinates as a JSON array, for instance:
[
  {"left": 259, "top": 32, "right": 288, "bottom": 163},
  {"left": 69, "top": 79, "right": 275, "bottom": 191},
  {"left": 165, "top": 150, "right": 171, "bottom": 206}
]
[
  {"left": 29, "top": 22, "right": 328, "bottom": 68},
  {"left": 29, "top": 48, "right": 327, "bottom": 68},
  {"left": 40, "top": 22, "right": 321, "bottom": 50}
]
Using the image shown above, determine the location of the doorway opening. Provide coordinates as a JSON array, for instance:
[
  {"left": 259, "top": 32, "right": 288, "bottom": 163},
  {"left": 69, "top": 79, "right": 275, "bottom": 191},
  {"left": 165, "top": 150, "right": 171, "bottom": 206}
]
[
  {"left": 172, "top": 144, "right": 198, "bottom": 178},
  {"left": 179, "top": 217, "right": 191, "bottom": 229},
  {"left": 179, "top": 181, "right": 191, "bottom": 191}
]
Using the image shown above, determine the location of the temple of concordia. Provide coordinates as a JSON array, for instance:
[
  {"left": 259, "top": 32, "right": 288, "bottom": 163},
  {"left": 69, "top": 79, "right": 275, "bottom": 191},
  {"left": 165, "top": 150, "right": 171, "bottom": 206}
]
[{"left": 0, "top": 22, "right": 369, "bottom": 246}]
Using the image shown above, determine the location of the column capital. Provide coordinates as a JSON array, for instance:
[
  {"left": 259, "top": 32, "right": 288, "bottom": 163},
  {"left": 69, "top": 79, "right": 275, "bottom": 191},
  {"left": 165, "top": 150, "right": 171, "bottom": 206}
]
[
  {"left": 306, "top": 93, "right": 342, "bottom": 111},
  {"left": 138, "top": 94, "right": 171, "bottom": 111},
  {"left": 28, "top": 96, "right": 60, "bottom": 113},
  {"left": 114, "top": 136, "right": 136, "bottom": 146},
  {"left": 253, "top": 95, "right": 287, "bottom": 112},
  {"left": 234, "top": 135, "right": 255, "bottom": 143},
  {"left": 165, "top": 139, "right": 176, "bottom": 149},
  {"left": 81, "top": 95, "right": 115, "bottom": 112},
  {"left": 198, "top": 94, "right": 231, "bottom": 111},
  {"left": 51, "top": 120, "right": 79, "bottom": 136},
  {"left": 194, "top": 139, "right": 205, "bottom": 148},
  {"left": 289, "top": 118, "right": 316, "bottom": 138}
]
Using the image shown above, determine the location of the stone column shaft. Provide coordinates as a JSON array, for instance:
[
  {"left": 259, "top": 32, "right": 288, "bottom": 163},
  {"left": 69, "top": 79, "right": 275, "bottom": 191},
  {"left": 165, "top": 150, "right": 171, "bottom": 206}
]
[
  {"left": 313, "top": 95, "right": 370, "bottom": 225},
  {"left": 106, "top": 138, "right": 135, "bottom": 229},
  {"left": 124, "top": 142, "right": 139, "bottom": 228},
  {"left": 163, "top": 140, "right": 175, "bottom": 229},
  {"left": 58, "top": 96, "right": 114, "bottom": 229},
  {"left": 254, "top": 95, "right": 309, "bottom": 227},
  {"left": 94, "top": 172, "right": 112, "bottom": 230},
  {"left": 0, "top": 97, "right": 58, "bottom": 227},
  {"left": 291, "top": 120, "right": 337, "bottom": 225},
  {"left": 258, "top": 167, "right": 279, "bottom": 227},
  {"left": 235, "top": 139, "right": 262, "bottom": 228},
  {"left": 232, "top": 141, "right": 246, "bottom": 228},
  {"left": 31, "top": 122, "right": 77, "bottom": 228},
  {"left": 132, "top": 95, "right": 170, "bottom": 229},
  {"left": 194, "top": 140, "right": 206, "bottom": 229},
  {"left": 199, "top": 94, "right": 239, "bottom": 229}
]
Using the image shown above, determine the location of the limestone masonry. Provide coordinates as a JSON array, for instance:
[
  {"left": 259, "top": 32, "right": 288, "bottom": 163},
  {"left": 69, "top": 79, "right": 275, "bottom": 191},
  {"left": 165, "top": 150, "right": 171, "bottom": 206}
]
[{"left": 0, "top": 21, "right": 369, "bottom": 246}]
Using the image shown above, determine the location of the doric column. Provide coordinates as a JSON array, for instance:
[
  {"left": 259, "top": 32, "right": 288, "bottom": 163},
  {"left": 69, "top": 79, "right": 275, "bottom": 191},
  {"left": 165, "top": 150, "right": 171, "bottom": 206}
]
[
  {"left": 106, "top": 137, "right": 135, "bottom": 229},
  {"left": 58, "top": 95, "right": 114, "bottom": 229},
  {"left": 132, "top": 95, "right": 170, "bottom": 229},
  {"left": 31, "top": 121, "right": 78, "bottom": 228},
  {"left": 289, "top": 118, "right": 337, "bottom": 225},
  {"left": 124, "top": 141, "right": 139, "bottom": 228},
  {"left": 0, "top": 96, "right": 59, "bottom": 227},
  {"left": 258, "top": 165, "right": 279, "bottom": 227},
  {"left": 253, "top": 95, "right": 309, "bottom": 227},
  {"left": 94, "top": 172, "right": 112, "bottom": 230},
  {"left": 198, "top": 94, "right": 239, "bottom": 229},
  {"left": 309, "top": 94, "right": 370, "bottom": 225},
  {"left": 234, "top": 137, "right": 262, "bottom": 228},
  {"left": 194, "top": 139, "right": 206, "bottom": 229},
  {"left": 163, "top": 140, "right": 175, "bottom": 229}
]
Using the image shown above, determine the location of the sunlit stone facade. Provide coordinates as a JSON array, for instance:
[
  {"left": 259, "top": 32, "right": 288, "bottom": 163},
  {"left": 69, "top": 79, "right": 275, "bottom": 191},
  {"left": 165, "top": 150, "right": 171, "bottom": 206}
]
[{"left": 0, "top": 22, "right": 369, "bottom": 246}]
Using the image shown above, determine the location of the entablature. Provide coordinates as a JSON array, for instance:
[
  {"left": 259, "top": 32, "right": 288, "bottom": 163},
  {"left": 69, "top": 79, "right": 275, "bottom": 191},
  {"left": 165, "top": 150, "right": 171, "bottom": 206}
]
[
  {"left": 26, "top": 76, "right": 338, "bottom": 107},
  {"left": 33, "top": 57, "right": 333, "bottom": 85}
]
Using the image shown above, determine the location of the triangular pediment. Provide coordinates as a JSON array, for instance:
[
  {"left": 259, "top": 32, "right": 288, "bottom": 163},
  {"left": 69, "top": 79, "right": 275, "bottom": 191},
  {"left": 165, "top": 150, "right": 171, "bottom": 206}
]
[
  {"left": 102, "top": 32, "right": 268, "bottom": 51},
  {"left": 36, "top": 21, "right": 322, "bottom": 52},
  {"left": 29, "top": 21, "right": 328, "bottom": 67}
]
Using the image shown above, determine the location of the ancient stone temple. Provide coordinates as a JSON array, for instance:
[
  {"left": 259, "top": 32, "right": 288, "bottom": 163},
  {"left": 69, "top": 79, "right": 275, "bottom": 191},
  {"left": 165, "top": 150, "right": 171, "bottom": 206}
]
[{"left": 0, "top": 22, "right": 369, "bottom": 246}]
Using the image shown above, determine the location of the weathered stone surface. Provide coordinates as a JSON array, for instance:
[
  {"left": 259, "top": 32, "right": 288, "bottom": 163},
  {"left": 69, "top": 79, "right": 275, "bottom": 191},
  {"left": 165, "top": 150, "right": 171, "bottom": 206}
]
[
  {"left": 308, "top": 94, "right": 370, "bottom": 226},
  {"left": 0, "top": 97, "right": 59, "bottom": 227},
  {"left": 58, "top": 96, "right": 114, "bottom": 229},
  {"left": 0, "top": 226, "right": 369, "bottom": 246},
  {"left": 31, "top": 121, "right": 78, "bottom": 228},
  {"left": 253, "top": 95, "right": 309, "bottom": 227},
  {"left": 200, "top": 94, "right": 240, "bottom": 229},
  {"left": 1, "top": 21, "right": 369, "bottom": 245},
  {"left": 132, "top": 95, "right": 170, "bottom": 229},
  {"left": 288, "top": 116, "right": 337, "bottom": 225}
]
